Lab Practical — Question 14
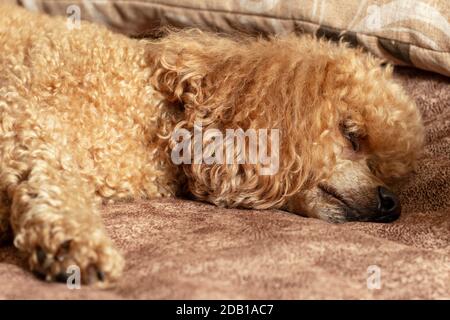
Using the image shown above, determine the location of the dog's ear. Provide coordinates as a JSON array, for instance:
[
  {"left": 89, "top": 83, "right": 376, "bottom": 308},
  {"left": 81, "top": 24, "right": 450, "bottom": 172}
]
[
  {"left": 146, "top": 29, "right": 265, "bottom": 128},
  {"left": 146, "top": 30, "right": 318, "bottom": 210}
]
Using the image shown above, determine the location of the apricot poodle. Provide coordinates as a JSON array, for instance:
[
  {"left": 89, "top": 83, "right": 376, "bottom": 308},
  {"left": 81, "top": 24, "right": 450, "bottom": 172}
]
[{"left": 0, "top": 5, "right": 423, "bottom": 285}]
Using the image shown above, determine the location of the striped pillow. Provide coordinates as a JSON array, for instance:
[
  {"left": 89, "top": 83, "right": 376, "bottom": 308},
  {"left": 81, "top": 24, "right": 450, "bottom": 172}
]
[{"left": 12, "top": 0, "right": 450, "bottom": 77}]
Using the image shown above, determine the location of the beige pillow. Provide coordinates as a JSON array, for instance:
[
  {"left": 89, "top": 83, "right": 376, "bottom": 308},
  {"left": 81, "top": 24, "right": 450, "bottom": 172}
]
[{"left": 10, "top": 0, "right": 450, "bottom": 76}]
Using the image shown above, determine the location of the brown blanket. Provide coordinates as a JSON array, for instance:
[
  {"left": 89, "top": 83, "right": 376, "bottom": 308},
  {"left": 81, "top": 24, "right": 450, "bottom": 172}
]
[{"left": 0, "top": 67, "right": 448, "bottom": 299}]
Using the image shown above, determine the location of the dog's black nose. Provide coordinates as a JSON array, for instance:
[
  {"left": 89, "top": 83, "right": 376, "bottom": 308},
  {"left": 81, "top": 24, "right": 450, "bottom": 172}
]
[{"left": 375, "top": 186, "right": 401, "bottom": 222}]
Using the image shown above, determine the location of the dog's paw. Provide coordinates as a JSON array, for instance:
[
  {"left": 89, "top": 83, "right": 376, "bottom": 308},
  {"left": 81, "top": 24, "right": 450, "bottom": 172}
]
[{"left": 16, "top": 228, "right": 124, "bottom": 287}]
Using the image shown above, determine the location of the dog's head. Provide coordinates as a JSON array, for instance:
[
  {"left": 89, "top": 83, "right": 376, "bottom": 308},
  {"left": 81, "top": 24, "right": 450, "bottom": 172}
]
[
  {"left": 285, "top": 52, "right": 424, "bottom": 223},
  {"left": 148, "top": 30, "right": 424, "bottom": 223}
]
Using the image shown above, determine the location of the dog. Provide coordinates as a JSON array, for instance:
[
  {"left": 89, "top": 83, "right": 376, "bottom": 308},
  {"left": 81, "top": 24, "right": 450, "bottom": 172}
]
[{"left": 0, "top": 5, "right": 424, "bottom": 285}]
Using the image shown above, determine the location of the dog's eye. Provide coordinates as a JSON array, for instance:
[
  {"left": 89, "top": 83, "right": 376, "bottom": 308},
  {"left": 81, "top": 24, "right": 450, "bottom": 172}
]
[
  {"left": 340, "top": 121, "right": 361, "bottom": 152},
  {"left": 345, "top": 132, "right": 360, "bottom": 152}
]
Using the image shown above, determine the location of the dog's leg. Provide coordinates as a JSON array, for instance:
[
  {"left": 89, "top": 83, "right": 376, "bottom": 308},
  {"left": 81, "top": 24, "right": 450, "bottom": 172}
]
[{"left": 2, "top": 142, "right": 124, "bottom": 285}]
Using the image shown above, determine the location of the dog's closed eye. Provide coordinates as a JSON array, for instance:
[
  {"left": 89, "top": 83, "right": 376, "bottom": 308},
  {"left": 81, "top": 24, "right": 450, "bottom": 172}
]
[
  {"left": 344, "top": 131, "right": 360, "bottom": 152},
  {"left": 340, "top": 120, "right": 365, "bottom": 152}
]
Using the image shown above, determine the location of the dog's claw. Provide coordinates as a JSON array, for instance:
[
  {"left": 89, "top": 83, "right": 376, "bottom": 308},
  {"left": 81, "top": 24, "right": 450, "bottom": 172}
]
[
  {"left": 36, "top": 246, "right": 46, "bottom": 266},
  {"left": 97, "top": 270, "right": 105, "bottom": 282},
  {"left": 33, "top": 270, "right": 46, "bottom": 280},
  {"left": 55, "top": 239, "right": 72, "bottom": 261},
  {"left": 86, "top": 265, "right": 103, "bottom": 284},
  {"left": 60, "top": 239, "right": 72, "bottom": 251},
  {"left": 86, "top": 265, "right": 105, "bottom": 283},
  {"left": 54, "top": 272, "right": 69, "bottom": 283}
]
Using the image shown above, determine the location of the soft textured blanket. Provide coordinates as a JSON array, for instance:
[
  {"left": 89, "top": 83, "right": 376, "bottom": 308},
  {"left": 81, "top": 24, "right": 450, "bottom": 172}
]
[{"left": 0, "top": 67, "right": 448, "bottom": 299}]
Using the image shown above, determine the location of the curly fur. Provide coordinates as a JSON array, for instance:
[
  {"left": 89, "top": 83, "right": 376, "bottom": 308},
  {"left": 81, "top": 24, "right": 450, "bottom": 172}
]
[{"left": 0, "top": 5, "right": 424, "bottom": 284}]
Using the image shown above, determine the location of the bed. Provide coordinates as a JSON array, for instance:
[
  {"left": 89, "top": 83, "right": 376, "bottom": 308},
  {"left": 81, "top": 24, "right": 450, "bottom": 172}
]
[{"left": 0, "top": 0, "right": 448, "bottom": 299}]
